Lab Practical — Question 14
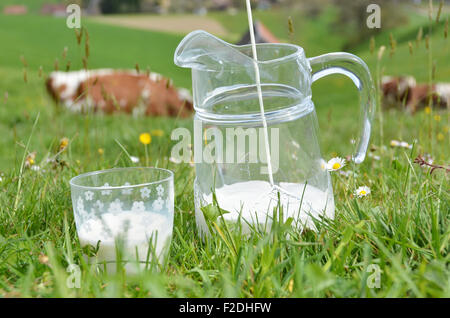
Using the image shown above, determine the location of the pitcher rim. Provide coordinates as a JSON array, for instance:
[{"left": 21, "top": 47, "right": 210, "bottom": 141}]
[
  {"left": 236, "top": 43, "right": 305, "bottom": 66},
  {"left": 174, "top": 30, "right": 305, "bottom": 69}
]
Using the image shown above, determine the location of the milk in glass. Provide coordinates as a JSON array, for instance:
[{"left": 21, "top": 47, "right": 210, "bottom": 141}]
[{"left": 77, "top": 210, "right": 172, "bottom": 273}]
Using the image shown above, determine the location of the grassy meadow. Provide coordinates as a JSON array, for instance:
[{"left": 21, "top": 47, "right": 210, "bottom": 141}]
[{"left": 0, "top": 4, "right": 449, "bottom": 297}]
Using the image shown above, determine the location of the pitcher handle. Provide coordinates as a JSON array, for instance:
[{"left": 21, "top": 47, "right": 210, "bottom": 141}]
[{"left": 308, "top": 53, "right": 376, "bottom": 164}]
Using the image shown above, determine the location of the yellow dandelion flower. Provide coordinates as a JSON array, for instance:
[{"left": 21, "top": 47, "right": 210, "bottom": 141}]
[
  {"left": 150, "top": 129, "right": 164, "bottom": 137},
  {"left": 424, "top": 106, "right": 432, "bottom": 114},
  {"left": 437, "top": 133, "right": 444, "bottom": 141},
  {"left": 139, "top": 133, "right": 152, "bottom": 145},
  {"left": 433, "top": 114, "right": 441, "bottom": 122},
  {"left": 98, "top": 148, "right": 104, "bottom": 155},
  {"left": 25, "top": 152, "right": 36, "bottom": 167},
  {"left": 59, "top": 137, "right": 69, "bottom": 151}
]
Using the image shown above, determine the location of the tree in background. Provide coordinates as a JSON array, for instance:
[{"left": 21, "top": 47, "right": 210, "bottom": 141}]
[
  {"left": 168, "top": 0, "right": 205, "bottom": 13},
  {"left": 99, "top": 0, "right": 142, "bottom": 14},
  {"left": 333, "top": 0, "right": 408, "bottom": 50}
]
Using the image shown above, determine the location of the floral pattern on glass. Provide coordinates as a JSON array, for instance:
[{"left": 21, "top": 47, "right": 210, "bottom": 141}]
[
  {"left": 122, "top": 182, "right": 133, "bottom": 195},
  {"left": 140, "top": 187, "right": 151, "bottom": 199},
  {"left": 85, "top": 191, "right": 94, "bottom": 201},
  {"left": 131, "top": 201, "right": 146, "bottom": 212},
  {"left": 152, "top": 197, "right": 165, "bottom": 212},
  {"left": 156, "top": 184, "right": 165, "bottom": 196},
  {"left": 101, "top": 183, "right": 112, "bottom": 196},
  {"left": 109, "top": 199, "right": 123, "bottom": 213}
]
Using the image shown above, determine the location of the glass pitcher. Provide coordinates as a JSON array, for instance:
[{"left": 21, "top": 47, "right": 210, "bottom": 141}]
[{"left": 174, "top": 31, "right": 376, "bottom": 235}]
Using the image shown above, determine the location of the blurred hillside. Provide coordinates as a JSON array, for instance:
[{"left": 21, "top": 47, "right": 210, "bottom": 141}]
[{"left": 3, "top": 0, "right": 448, "bottom": 51}]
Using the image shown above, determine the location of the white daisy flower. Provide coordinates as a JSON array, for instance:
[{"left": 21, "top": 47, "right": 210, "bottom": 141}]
[
  {"left": 121, "top": 182, "right": 133, "bottom": 195},
  {"left": 101, "top": 183, "right": 112, "bottom": 196},
  {"left": 84, "top": 191, "right": 94, "bottom": 201},
  {"left": 399, "top": 141, "right": 412, "bottom": 149},
  {"left": 319, "top": 159, "right": 327, "bottom": 171},
  {"left": 131, "top": 201, "right": 146, "bottom": 212},
  {"left": 390, "top": 140, "right": 412, "bottom": 149},
  {"left": 327, "top": 157, "right": 346, "bottom": 171},
  {"left": 109, "top": 199, "right": 123, "bottom": 213},
  {"left": 355, "top": 186, "right": 371, "bottom": 198},
  {"left": 130, "top": 156, "right": 140, "bottom": 163},
  {"left": 140, "top": 187, "right": 151, "bottom": 199}
]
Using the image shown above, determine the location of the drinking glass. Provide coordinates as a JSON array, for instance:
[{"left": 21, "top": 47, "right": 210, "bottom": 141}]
[{"left": 70, "top": 167, "right": 174, "bottom": 273}]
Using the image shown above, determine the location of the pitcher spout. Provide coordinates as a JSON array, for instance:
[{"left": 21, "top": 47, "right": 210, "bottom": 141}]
[{"left": 174, "top": 30, "right": 253, "bottom": 71}]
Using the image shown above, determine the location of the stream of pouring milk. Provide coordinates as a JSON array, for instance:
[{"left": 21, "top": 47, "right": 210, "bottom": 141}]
[
  {"left": 77, "top": 211, "right": 172, "bottom": 273},
  {"left": 245, "top": 0, "right": 274, "bottom": 186},
  {"left": 196, "top": 2, "right": 334, "bottom": 233}
]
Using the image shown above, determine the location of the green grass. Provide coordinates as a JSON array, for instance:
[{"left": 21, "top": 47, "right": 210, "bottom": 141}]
[
  {"left": 0, "top": 6, "right": 449, "bottom": 297},
  {"left": 0, "top": 14, "right": 190, "bottom": 85}
]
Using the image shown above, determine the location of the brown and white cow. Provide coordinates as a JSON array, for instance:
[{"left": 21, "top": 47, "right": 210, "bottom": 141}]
[
  {"left": 381, "top": 75, "right": 416, "bottom": 110},
  {"left": 435, "top": 83, "right": 450, "bottom": 109},
  {"left": 381, "top": 76, "right": 449, "bottom": 113},
  {"left": 46, "top": 69, "right": 193, "bottom": 117}
]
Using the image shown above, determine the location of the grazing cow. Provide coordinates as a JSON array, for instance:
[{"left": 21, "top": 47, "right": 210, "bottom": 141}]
[
  {"left": 46, "top": 69, "right": 193, "bottom": 117},
  {"left": 381, "top": 76, "right": 448, "bottom": 113},
  {"left": 381, "top": 76, "right": 416, "bottom": 110},
  {"left": 435, "top": 83, "right": 450, "bottom": 108},
  {"left": 3, "top": 5, "right": 28, "bottom": 15},
  {"left": 408, "top": 84, "right": 447, "bottom": 112}
]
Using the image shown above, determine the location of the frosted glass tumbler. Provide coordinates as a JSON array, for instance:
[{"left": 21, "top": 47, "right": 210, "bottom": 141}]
[{"left": 70, "top": 167, "right": 174, "bottom": 273}]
